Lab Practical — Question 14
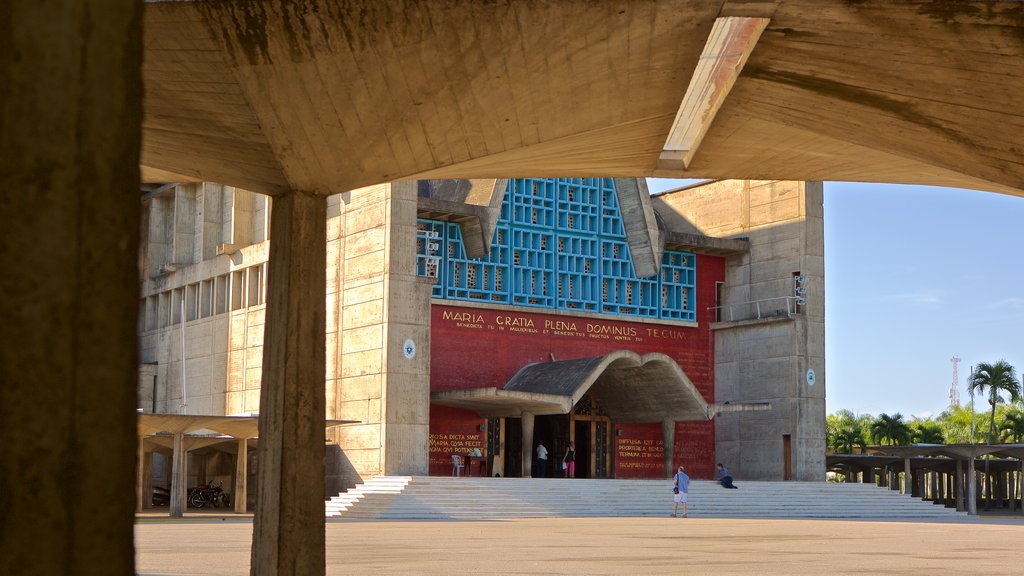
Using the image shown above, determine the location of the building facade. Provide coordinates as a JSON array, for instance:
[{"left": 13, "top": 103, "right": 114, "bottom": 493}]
[{"left": 137, "top": 177, "right": 824, "bottom": 496}]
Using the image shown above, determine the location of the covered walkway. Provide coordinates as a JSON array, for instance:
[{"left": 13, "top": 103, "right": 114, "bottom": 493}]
[
  {"left": 137, "top": 414, "right": 354, "bottom": 517},
  {"left": 827, "top": 444, "right": 1024, "bottom": 516}
]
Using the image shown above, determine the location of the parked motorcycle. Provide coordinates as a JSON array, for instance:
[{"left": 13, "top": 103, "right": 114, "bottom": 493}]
[
  {"left": 151, "top": 485, "right": 170, "bottom": 507},
  {"left": 187, "top": 481, "right": 229, "bottom": 508}
]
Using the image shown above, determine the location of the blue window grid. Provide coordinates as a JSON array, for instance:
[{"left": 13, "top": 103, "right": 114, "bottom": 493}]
[
  {"left": 600, "top": 239, "right": 658, "bottom": 317},
  {"left": 444, "top": 223, "right": 510, "bottom": 303},
  {"left": 600, "top": 182, "right": 625, "bottom": 238},
  {"left": 659, "top": 250, "right": 696, "bottom": 321},
  {"left": 416, "top": 178, "right": 699, "bottom": 322},
  {"left": 510, "top": 228, "right": 555, "bottom": 307},
  {"left": 510, "top": 178, "right": 555, "bottom": 229},
  {"left": 556, "top": 179, "right": 601, "bottom": 234},
  {"left": 416, "top": 219, "right": 446, "bottom": 298},
  {"left": 555, "top": 235, "right": 600, "bottom": 311}
]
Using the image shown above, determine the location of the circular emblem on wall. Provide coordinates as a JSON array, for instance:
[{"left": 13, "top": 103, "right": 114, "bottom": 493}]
[
  {"left": 806, "top": 368, "right": 816, "bottom": 386},
  {"left": 402, "top": 338, "right": 416, "bottom": 360}
]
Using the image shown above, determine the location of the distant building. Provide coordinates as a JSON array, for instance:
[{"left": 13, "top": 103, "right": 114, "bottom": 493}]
[{"left": 137, "top": 178, "right": 823, "bottom": 500}]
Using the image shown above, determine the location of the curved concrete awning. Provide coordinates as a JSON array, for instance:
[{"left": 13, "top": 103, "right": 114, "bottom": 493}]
[{"left": 431, "top": 350, "right": 711, "bottom": 423}]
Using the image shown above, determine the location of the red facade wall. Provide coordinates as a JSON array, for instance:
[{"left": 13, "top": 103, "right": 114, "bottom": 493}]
[
  {"left": 428, "top": 405, "right": 486, "bottom": 477},
  {"left": 429, "top": 253, "right": 724, "bottom": 478}
]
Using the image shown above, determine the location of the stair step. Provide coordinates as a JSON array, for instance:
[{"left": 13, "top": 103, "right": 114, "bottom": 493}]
[{"left": 325, "top": 477, "right": 969, "bottom": 520}]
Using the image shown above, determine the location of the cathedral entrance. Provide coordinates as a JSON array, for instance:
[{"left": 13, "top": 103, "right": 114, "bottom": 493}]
[{"left": 570, "top": 394, "right": 612, "bottom": 479}]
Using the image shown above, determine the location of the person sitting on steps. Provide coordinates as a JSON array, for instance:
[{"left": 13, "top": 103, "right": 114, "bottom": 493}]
[{"left": 716, "top": 463, "right": 738, "bottom": 489}]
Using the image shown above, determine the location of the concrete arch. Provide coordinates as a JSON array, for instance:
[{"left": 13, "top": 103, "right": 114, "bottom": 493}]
[{"left": 503, "top": 350, "right": 710, "bottom": 423}]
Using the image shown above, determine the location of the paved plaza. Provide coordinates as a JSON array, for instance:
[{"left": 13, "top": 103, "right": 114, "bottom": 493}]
[{"left": 136, "top": 516, "right": 1023, "bottom": 575}]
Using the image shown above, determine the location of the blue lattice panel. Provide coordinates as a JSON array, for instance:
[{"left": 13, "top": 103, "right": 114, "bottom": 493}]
[
  {"left": 556, "top": 179, "right": 601, "bottom": 234},
  {"left": 443, "top": 223, "right": 510, "bottom": 303},
  {"left": 555, "top": 235, "right": 600, "bottom": 311},
  {"left": 416, "top": 219, "right": 446, "bottom": 297},
  {"left": 599, "top": 180, "right": 626, "bottom": 238},
  {"left": 511, "top": 228, "right": 555, "bottom": 307},
  {"left": 510, "top": 178, "right": 555, "bottom": 229},
  {"left": 659, "top": 250, "right": 697, "bottom": 321},
  {"left": 600, "top": 240, "right": 658, "bottom": 317}
]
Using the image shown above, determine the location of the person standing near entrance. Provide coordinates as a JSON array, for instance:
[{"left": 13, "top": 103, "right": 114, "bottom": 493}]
[
  {"left": 672, "top": 465, "right": 689, "bottom": 518},
  {"left": 562, "top": 442, "right": 575, "bottom": 479},
  {"left": 536, "top": 441, "right": 548, "bottom": 478}
]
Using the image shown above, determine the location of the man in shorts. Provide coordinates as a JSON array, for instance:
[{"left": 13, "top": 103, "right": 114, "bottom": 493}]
[{"left": 672, "top": 465, "right": 689, "bottom": 518}]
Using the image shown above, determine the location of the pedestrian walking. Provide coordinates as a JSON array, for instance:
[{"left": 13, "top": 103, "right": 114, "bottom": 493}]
[{"left": 672, "top": 465, "right": 689, "bottom": 518}]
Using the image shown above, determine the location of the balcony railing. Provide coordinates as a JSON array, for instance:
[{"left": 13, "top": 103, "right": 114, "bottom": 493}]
[{"left": 709, "top": 296, "right": 804, "bottom": 323}]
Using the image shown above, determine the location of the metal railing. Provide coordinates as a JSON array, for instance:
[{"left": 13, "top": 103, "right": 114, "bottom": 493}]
[{"left": 709, "top": 296, "right": 804, "bottom": 323}]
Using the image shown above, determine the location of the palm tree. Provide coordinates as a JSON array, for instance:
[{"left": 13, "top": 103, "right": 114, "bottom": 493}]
[
  {"left": 870, "top": 413, "right": 912, "bottom": 446},
  {"left": 968, "top": 361, "right": 1021, "bottom": 444},
  {"left": 831, "top": 426, "right": 868, "bottom": 454},
  {"left": 999, "top": 409, "right": 1024, "bottom": 443},
  {"left": 910, "top": 418, "right": 944, "bottom": 444},
  {"left": 967, "top": 360, "right": 1021, "bottom": 509}
]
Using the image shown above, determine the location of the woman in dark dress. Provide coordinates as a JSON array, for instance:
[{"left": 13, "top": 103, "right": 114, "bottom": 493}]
[{"left": 563, "top": 442, "right": 576, "bottom": 479}]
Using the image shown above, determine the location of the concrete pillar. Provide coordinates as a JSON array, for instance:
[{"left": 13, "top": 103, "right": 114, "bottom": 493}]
[
  {"left": 521, "top": 412, "right": 535, "bottom": 478},
  {"left": 170, "top": 433, "right": 187, "bottom": 517},
  {"left": 251, "top": 190, "right": 327, "bottom": 576},
  {"left": 234, "top": 438, "right": 248, "bottom": 514},
  {"left": 956, "top": 460, "right": 965, "bottom": 512},
  {"left": 903, "top": 458, "right": 911, "bottom": 495},
  {"left": 968, "top": 458, "right": 977, "bottom": 515},
  {"left": 662, "top": 420, "right": 676, "bottom": 478},
  {"left": 0, "top": 1, "right": 141, "bottom": 573},
  {"left": 137, "top": 437, "right": 146, "bottom": 513}
]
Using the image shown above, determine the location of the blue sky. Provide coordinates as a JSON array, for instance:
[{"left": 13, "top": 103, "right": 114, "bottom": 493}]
[{"left": 647, "top": 179, "right": 1024, "bottom": 420}]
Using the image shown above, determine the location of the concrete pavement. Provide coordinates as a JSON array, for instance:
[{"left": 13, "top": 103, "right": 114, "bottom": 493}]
[{"left": 137, "top": 516, "right": 1024, "bottom": 575}]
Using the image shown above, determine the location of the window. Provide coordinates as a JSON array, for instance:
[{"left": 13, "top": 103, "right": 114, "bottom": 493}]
[{"left": 231, "top": 270, "right": 246, "bottom": 311}]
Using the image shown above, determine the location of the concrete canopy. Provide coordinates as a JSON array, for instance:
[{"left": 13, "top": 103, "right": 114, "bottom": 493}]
[
  {"left": 432, "top": 350, "right": 711, "bottom": 422},
  {"left": 137, "top": 413, "right": 356, "bottom": 439},
  {"left": 142, "top": 0, "right": 1024, "bottom": 196}
]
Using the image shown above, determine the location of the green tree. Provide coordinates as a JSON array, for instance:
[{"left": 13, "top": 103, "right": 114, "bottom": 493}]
[
  {"left": 968, "top": 360, "right": 1021, "bottom": 444},
  {"left": 831, "top": 425, "right": 868, "bottom": 454},
  {"left": 909, "top": 418, "right": 944, "bottom": 444},
  {"left": 937, "top": 404, "right": 987, "bottom": 444},
  {"left": 999, "top": 407, "right": 1024, "bottom": 442},
  {"left": 870, "top": 413, "right": 912, "bottom": 446},
  {"left": 968, "top": 360, "right": 1021, "bottom": 510}
]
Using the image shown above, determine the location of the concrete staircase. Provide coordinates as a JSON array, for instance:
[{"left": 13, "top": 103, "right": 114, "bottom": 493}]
[{"left": 325, "top": 476, "right": 968, "bottom": 520}]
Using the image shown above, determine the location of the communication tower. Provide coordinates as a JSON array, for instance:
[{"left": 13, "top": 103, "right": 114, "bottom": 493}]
[{"left": 949, "top": 355, "right": 962, "bottom": 407}]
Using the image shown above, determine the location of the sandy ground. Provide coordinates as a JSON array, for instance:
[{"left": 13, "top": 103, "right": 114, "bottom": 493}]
[{"left": 135, "top": 516, "right": 1024, "bottom": 575}]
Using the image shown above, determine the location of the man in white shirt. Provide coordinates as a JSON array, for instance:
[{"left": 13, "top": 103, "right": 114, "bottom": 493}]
[{"left": 535, "top": 442, "right": 548, "bottom": 478}]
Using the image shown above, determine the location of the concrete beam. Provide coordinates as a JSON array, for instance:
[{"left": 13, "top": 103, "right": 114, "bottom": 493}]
[
  {"left": 659, "top": 17, "right": 770, "bottom": 170},
  {"left": 251, "top": 190, "right": 327, "bottom": 575}
]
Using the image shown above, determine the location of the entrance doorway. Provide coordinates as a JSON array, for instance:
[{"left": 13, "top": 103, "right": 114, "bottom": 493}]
[{"left": 534, "top": 414, "right": 568, "bottom": 478}]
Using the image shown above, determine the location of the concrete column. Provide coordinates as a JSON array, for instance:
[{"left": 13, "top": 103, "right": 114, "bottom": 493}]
[
  {"left": 0, "top": 2, "right": 141, "bottom": 572},
  {"left": 662, "top": 420, "right": 676, "bottom": 478},
  {"left": 1019, "top": 462, "right": 1024, "bottom": 516},
  {"left": 234, "top": 438, "right": 248, "bottom": 513},
  {"left": 137, "top": 436, "right": 146, "bottom": 513},
  {"left": 170, "top": 433, "right": 187, "bottom": 517},
  {"left": 956, "top": 460, "right": 965, "bottom": 511},
  {"left": 521, "top": 412, "right": 535, "bottom": 478},
  {"left": 251, "top": 190, "right": 327, "bottom": 576},
  {"left": 968, "top": 458, "right": 977, "bottom": 515},
  {"left": 903, "top": 458, "right": 911, "bottom": 495}
]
